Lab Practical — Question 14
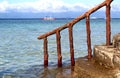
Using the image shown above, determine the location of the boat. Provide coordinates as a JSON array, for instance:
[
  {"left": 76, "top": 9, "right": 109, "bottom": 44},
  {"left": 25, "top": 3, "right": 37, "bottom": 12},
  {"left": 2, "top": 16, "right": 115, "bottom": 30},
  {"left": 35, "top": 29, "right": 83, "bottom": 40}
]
[{"left": 43, "top": 16, "right": 55, "bottom": 20}]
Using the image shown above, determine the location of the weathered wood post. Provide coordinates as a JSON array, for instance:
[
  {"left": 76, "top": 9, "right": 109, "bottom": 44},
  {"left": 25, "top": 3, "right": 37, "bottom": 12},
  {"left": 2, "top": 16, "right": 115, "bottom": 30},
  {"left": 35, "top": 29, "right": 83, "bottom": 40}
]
[
  {"left": 86, "top": 15, "right": 92, "bottom": 59},
  {"left": 106, "top": 0, "right": 113, "bottom": 45},
  {"left": 68, "top": 26, "right": 75, "bottom": 66},
  {"left": 56, "top": 31, "right": 62, "bottom": 67},
  {"left": 44, "top": 37, "right": 48, "bottom": 67}
]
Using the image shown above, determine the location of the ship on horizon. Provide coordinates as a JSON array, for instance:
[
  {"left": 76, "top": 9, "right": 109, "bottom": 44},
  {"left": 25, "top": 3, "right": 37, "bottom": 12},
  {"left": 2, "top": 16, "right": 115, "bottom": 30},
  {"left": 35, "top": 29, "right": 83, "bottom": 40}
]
[{"left": 43, "top": 16, "right": 55, "bottom": 20}]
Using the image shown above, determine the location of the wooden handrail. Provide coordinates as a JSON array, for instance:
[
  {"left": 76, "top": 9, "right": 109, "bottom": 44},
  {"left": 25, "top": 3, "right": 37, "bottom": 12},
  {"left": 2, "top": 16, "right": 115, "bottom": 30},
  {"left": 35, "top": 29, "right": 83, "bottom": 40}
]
[
  {"left": 37, "top": 0, "right": 113, "bottom": 67},
  {"left": 37, "top": 0, "right": 112, "bottom": 40}
]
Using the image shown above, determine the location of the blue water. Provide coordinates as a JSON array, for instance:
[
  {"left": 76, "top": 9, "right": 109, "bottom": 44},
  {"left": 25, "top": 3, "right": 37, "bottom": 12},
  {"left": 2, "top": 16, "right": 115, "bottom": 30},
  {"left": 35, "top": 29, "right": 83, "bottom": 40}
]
[{"left": 0, "top": 18, "right": 120, "bottom": 77}]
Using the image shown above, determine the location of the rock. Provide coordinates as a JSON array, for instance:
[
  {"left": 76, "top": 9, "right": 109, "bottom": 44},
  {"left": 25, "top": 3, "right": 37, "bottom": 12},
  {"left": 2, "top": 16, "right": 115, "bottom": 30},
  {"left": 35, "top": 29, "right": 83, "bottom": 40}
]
[
  {"left": 93, "top": 33, "right": 120, "bottom": 69},
  {"left": 2, "top": 74, "right": 14, "bottom": 78},
  {"left": 94, "top": 45, "right": 115, "bottom": 68},
  {"left": 114, "top": 72, "right": 120, "bottom": 78},
  {"left": 74, "top": 57, "right": 114, "bottom": 78},
  {"left": 113, "top": 53, "right": 120, "bottom": 68},
  {"left": 112, "top": 33, "right": 120, "bottom": 50}
]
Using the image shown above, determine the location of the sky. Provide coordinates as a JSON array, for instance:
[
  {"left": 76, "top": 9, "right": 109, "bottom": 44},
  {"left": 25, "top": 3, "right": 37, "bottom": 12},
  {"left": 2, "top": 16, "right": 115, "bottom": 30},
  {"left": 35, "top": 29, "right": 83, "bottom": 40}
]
[{"left": 0, "top": 0, "right": 120, "bottom": 18}]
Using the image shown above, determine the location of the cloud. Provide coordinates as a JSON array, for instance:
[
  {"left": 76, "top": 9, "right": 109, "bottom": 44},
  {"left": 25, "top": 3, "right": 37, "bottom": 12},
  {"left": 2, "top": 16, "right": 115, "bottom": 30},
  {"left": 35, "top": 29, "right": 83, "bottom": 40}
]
[
  {"left": 0, "top": 0, "right": 89, "bottom": 13},
  {"left": 0, "top": 0, "right": 120, "bottom": 14},
  {"left": 111, "top": 4, "right": 120, "bottom": 12},
  {"left": 0, "top": 1, "right": 9, "bottom": 12}
]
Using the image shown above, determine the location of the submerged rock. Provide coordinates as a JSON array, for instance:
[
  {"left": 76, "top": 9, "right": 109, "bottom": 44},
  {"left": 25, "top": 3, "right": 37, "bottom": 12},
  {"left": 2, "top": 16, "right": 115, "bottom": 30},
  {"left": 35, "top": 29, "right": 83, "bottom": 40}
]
[
  {"left": 74, "top": 57, "right": 114, "bottom": 78},
  {"left": 2, "top": 74, "right": 14, "bottom": 78}
]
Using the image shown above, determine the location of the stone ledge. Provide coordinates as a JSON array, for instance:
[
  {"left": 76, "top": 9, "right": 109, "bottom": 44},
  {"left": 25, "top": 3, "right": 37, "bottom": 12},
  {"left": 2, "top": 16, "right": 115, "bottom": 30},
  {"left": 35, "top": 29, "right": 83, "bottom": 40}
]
[
  {"left": 94, "top": 45, "right": 120, "bottom": 69},
  {"left": 94, "top": 45, "right": 116, "bottom": 68}
]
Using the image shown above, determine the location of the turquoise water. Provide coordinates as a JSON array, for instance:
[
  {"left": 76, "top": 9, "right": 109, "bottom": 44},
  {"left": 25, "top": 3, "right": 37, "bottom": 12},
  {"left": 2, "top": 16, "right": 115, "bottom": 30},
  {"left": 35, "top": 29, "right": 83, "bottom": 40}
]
[{"left": 0, "top": 18, "right": 120, "bottom": 77}]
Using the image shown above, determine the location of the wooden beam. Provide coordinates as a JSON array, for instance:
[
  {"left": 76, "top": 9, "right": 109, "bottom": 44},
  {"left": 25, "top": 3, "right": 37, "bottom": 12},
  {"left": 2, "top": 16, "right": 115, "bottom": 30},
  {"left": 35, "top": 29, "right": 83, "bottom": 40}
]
[
  {"left": 56, "top": 31, "right": 62, "bottom": 67},
  {"left": 106, "top": 4, "right": 111, "bottom": 46},
  {"left": 44, "top": 37, "right": 48, "bottom": 67},
  {"left": 86, "top": 16, "right": 92, "bottom": 59},
  {"left": 68, "top": 26, "right": 75, "bottom": 66}
]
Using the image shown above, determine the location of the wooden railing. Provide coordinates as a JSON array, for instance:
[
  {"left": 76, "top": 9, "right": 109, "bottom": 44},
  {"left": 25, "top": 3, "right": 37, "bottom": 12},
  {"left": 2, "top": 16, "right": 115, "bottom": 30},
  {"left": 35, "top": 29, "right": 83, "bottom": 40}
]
[{"left": 38, "top": 0, "right": 113, "bottom": 67}]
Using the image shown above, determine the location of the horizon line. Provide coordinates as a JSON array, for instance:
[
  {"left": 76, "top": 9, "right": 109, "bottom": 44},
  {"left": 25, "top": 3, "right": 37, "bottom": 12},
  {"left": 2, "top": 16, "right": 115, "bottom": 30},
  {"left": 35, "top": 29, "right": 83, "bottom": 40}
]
[{"left": 0, "top": 18, "right": 120, "bottom": 20}]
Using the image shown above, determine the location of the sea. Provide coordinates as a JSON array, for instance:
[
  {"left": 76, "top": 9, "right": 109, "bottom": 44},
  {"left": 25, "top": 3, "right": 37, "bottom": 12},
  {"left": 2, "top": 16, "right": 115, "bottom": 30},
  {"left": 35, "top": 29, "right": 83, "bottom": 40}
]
[{"left": 0, "top": 18, "right": 120, "bottom": 78}]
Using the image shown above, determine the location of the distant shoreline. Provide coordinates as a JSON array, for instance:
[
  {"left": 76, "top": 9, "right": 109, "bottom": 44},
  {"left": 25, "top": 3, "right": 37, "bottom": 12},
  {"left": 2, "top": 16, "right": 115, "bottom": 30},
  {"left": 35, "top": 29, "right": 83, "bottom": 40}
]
[
  {"left": 0, "top": 18, "right": 120, "bottom": 20},
  {"left": 0, "top": 18, "right": 73, "bottom": 20}
]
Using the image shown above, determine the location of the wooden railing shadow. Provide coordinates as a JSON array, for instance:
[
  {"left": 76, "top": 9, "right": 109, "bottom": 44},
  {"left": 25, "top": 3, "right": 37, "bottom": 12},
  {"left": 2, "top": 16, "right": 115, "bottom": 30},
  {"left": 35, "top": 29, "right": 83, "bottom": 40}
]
[{"left": 38, "top": 0, "right": 113, "bottom": 67}]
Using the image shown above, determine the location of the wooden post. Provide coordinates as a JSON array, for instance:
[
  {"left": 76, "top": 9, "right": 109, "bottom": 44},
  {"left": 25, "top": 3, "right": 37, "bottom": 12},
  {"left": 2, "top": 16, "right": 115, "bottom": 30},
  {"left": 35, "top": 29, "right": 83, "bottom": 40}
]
[
  {"left": 86, "top": 16, "right": 92, "bottom": 59},
  {"left": 68, "top": 26, "right": 75, "bottom": 66},
  {"left": 56, "top": 31, "right": 62, "bottom": 67},
  {"left": 44, "top": 37, "right": 48, "bottom": 67},
  {"left": 106, "top": 3, "right": 111, "bottom": 46}
]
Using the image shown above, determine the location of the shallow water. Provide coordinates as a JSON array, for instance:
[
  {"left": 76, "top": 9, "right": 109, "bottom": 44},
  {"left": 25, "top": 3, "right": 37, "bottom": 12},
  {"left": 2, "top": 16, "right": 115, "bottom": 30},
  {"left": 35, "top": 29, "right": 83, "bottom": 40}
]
[{"left": 0, "top": 18, "right": 120, "bottom": 77}]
